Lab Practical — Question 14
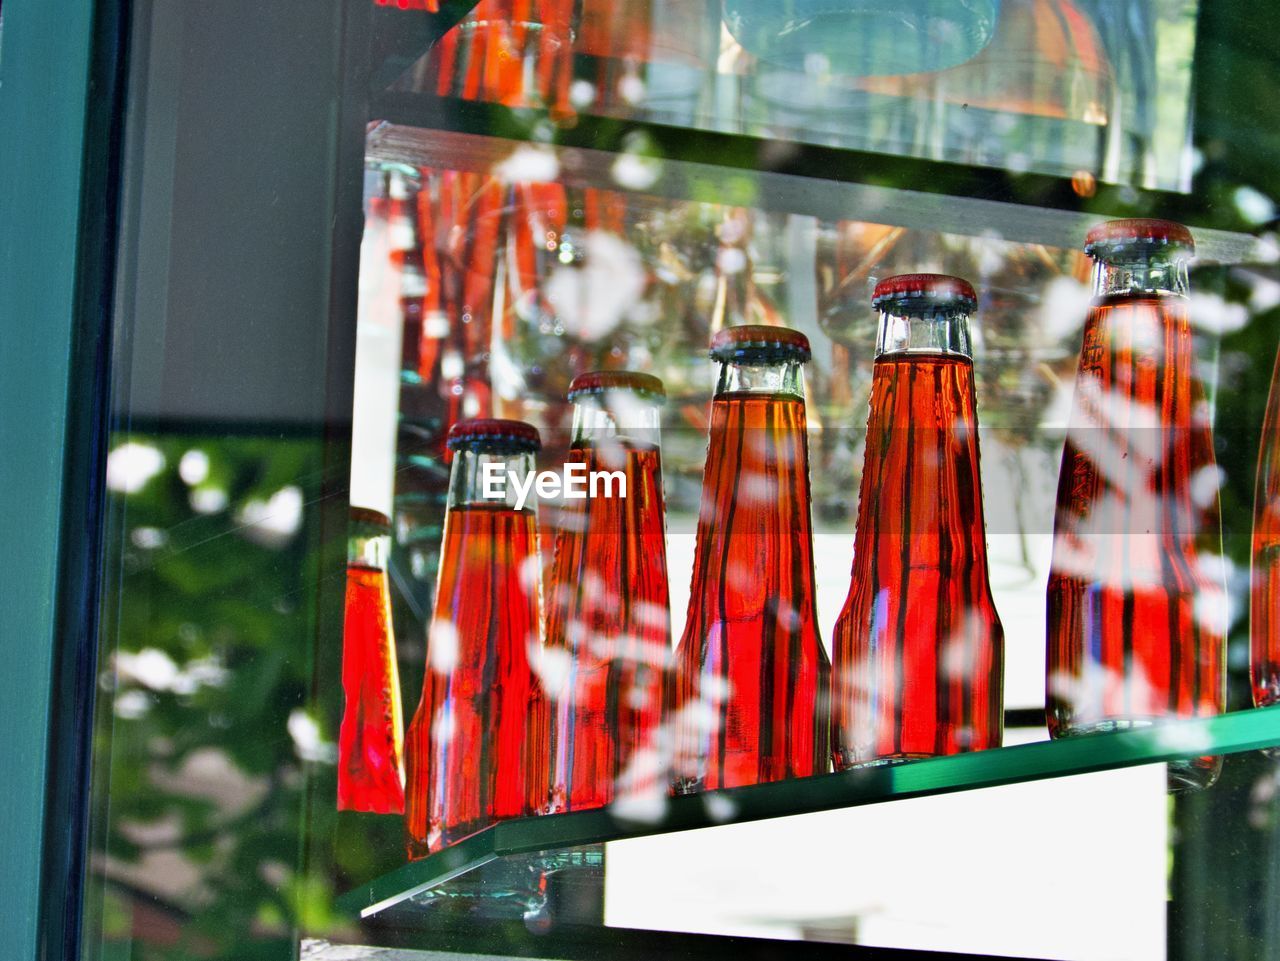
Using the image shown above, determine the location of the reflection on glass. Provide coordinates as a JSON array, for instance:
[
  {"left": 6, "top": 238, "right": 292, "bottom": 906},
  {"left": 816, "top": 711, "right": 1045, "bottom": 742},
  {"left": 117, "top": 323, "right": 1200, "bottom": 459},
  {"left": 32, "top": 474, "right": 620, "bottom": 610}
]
[
  {"left": 721, "top": 0, "right": 1000, "bottom": 77},
  {"left": 339, "top": 508, "right": 406, "bottom": 813},
  {"left": 1252, "top": 345, "right": 1280, "bottom": 718},
  {"left": 87, "top": 434, "right": 334, "bottom": 956},
  {"left": 858, "top": 0, "right": 1110, "bottom": 122},
  {"left": 501, "top": 181, "right": 643, "bottom": 422},
  {"left": 416, "top": 0, "right": 578, "bottom": 118},
  {"left": 833, "top": 275, "right": 1005, "bottom": 768},
  {"left": 1046, "top": 219, "right": 1226, "bottom": 792},
  {"left": 542, "top": 372, "right": 671, "bottom": 814},
  {"left": 395, "top": 0, "right": 1197, "bottom": 188}
]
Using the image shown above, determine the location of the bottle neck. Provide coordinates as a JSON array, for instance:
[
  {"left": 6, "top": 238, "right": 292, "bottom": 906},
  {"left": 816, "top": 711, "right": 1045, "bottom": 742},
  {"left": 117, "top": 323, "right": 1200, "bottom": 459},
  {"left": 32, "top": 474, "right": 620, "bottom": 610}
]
[
  {"left": 1091, "top": 257, "right": 1189, "bottom": 299},
  {"left": 348, "top": 531, "right": 389, "bottom": 569},
  {"left": 570, "top": 395, "right": 661, "bottom": 448},
  {"left": 447, "top": 448, "right": 537, "bottom": 510},
  {"left": 876, "top": 307, "right": 973, "bottom": 359},
  {"left": 857, "top": 357, "right": 991, "bottom": 578},
  {"left": 688, "top": 366, "right": 818, "bottom": 624},
  {"left": 715, "top": 358, "right": 805, "bottom": 397}
]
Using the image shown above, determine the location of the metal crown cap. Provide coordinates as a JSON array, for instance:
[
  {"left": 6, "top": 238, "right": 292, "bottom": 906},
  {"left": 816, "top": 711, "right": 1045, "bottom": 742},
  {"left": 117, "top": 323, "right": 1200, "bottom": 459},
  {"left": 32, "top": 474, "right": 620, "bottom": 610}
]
[
  {"left": 567, "top": 370, "right": 667, "bottom": 403},
  {"left": 872, "top": 273, "right": 978, "bottom": 313},
  {"left": 709, "top": 324, "right": 812, "bottom": 363},
  {"left": 1084, "top": 218, "right": 1195, "bottom": 260},
  {"left": 446, "top": 418, "right": 541, "bottom": 453}
]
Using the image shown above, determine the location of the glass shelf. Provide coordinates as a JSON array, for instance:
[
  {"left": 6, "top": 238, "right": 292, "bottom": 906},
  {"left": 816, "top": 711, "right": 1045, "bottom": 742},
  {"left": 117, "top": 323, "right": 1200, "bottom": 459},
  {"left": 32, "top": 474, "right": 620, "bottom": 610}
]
[
  {"left": 339, "top": 706, "right": 1280, "bottom": 920},
  {"left": 374, "top": 0, "right": 1200, "bottom": 192},
  {"left": 365, "top": 121, "right": 1271, "bottom": 264}
]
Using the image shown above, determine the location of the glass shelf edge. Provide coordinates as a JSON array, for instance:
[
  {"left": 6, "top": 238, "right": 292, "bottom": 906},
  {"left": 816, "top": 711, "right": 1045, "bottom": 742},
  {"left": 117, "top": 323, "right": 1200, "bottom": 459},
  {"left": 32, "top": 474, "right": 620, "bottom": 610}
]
[
  {"left": 365, "top": 120, "right": 1268, "bottom": 264},
  {"left": 339, "top": 706, "right": 1280, "bottom": 919}
]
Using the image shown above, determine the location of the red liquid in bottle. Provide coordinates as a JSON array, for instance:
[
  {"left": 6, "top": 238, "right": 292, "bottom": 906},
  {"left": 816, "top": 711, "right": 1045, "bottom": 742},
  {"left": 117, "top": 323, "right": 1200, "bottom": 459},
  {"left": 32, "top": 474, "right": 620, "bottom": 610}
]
[
  {"left": 338, "top": 563, "right": 406, "bottom": 813},
  {"left": 404, "top": 503, "right": 547, "bottom": 857},
  {"left": 1047, "top": 293, "right": 1226, "bottom": 786},
  {"left": 833, "top": 355, "right": 1004, "bottom": 767},
  {"left": 1253, "top": 347, "right": 1280, "bottom": 710},
  {"left": 671, "top": 391, "right": 831, "bottom": 791},
  {"left": 544, "top": 442, "right": 670, "bottom": 812}
]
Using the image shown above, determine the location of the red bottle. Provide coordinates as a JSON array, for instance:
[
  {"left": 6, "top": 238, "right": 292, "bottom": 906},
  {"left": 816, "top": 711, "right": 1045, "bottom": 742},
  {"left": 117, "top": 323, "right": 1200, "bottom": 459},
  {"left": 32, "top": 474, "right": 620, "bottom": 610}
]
[
  {"left": 404, "top": 419, "right": 548, "bottom": 857},
  {"left": 832, "top": 275, "right": 1004, "bottom": 768},
  {"left": 339, "top": 508, "right": 406, "bottom": 813},
  {"left": 669, "top": 325, "right": 831, "bottom": 792},
  {"left": 1047, "top": 219, "right": 1226, "bottom": 792},
  {"left": 1254, "top": 347, "right": 1280, "bottom": 716},
  {"left": 544, "top": 372, "right": 672, "bottom": 813}
]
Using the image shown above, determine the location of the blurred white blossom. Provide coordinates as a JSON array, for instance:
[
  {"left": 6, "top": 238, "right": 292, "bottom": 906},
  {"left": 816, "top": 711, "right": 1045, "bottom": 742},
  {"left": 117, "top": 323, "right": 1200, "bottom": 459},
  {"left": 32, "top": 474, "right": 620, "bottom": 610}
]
[
  {"left": 235, "top": 485, "right": 303, "bottom": 548},
  {"left": 107, "top": 442, "right": 166, "bottom": 494}
]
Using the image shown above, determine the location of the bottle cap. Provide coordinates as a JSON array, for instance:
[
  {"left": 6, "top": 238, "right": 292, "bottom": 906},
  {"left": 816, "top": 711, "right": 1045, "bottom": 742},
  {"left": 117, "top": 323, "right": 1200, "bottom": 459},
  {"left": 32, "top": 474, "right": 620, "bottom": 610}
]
[
  {"left": 872, "top": 274, "right": 978, "bottom": 313},
  {"left": 446, "top": 418, "right": 542, "bottom": 454},
  {"left": 567, "top": 370, "right": 667, "bottom": 403},
  {"left": 349, "top": 506, "right": 390, "bottom": 536},
  {"left": 709, "top": 325, "right": 812, "bottom": 364},
  {"left": 1084, "top": 219, "right": 1195, "bottom": 260}
]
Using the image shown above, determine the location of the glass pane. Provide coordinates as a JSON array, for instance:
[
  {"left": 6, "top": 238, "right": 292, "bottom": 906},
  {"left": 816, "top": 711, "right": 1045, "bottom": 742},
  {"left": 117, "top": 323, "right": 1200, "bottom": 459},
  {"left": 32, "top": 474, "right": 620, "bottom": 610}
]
[
  {"left": 74, "top": 0, "right": 1280, "bottom": 959},
  {"left": 389, "top": 0, "right": 1200, "bottom": 190}
]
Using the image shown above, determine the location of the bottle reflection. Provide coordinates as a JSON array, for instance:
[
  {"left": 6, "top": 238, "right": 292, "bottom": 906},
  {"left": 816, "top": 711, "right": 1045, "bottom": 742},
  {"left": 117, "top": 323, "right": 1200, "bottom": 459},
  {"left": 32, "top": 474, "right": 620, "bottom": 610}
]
[
  {"left": 543, "top": 372, "right": 672, "bottom": 814},
  {"left": 1253, "top": 345, "right": 1280, "bottom": 733},
  {"left": 339, "top": 508, "right": 406, "bottom": 814},
  {"left": 1047, "top": 220, "right": 1226, "bottom": 793}
]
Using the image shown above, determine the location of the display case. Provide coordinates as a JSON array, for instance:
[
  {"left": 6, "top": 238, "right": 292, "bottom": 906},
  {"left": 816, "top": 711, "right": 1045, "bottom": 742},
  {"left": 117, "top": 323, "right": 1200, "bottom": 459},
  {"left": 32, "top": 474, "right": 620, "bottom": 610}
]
[{"left": 15, "top": 0, "right": 1280, "bottom": 959}]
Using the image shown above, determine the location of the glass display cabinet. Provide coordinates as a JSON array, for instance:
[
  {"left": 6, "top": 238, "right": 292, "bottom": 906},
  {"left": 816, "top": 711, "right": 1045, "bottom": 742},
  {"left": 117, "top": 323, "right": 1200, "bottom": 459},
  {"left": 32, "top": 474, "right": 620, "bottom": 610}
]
[{"left": 12, "top": 0, "right": 1280, "bottom": 959}]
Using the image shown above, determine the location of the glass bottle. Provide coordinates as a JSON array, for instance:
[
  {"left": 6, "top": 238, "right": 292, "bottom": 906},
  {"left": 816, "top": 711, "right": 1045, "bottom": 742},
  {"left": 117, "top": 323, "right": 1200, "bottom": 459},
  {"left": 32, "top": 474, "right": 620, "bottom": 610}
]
[
  {"left": 832, "top": 274, "right": 1005, "bottom": 769},
  {"left": 1254, "top": 347, "right": 1280, "bottom": 717},
  {"left": 669, "top": 325, "right": 831, "bottom": 792},
  {"left": 404, "top": 419, "right": 548, "bottom": 857},
  {"left": 338, "top": 508, "right": 406, "bottom": 814},
  {"left": 1047, "top": 219, "right": 1226, "bottom": 792},
  {"left": 543, "top": 371, "right": 671, "bottom": 813}
]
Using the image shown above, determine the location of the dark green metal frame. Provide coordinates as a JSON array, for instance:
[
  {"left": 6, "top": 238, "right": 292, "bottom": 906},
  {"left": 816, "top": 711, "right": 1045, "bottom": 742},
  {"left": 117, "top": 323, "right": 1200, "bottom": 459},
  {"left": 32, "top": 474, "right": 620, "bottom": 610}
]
[{"left": 0, "top": 0, "right": 127, "bottom": 958}]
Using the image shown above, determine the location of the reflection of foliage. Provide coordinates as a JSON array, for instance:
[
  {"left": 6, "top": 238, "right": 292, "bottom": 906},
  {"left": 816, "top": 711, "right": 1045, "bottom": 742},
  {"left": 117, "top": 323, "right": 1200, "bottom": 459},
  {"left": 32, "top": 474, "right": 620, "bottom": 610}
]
[
  {"left": 89, "top": 432, "right": 344, "bottom": 960},
  {"left": 1164, "top": 0, "right": 1280, "bottom": 912},
  {"left": 1174, "top": 280, "right": 1280, "bottom": 959}
]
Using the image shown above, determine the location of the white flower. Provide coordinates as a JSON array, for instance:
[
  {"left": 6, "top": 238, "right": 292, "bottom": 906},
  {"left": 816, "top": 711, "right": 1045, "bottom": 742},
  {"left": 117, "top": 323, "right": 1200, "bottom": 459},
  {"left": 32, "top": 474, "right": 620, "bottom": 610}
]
[{"left": 106, "top": 443, "right": 165, "bottom": 494}]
